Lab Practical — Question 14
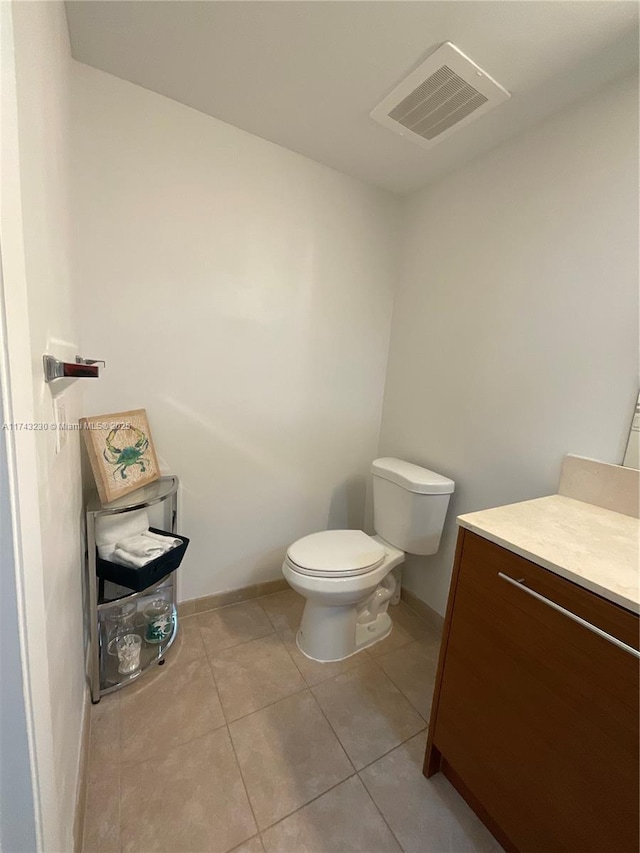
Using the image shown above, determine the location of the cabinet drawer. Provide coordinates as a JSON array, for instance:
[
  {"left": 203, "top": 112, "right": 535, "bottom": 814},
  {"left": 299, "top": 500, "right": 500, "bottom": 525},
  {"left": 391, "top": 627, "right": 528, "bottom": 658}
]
[{"left": 432, "top": 531, "right": 639, "bottom": 853}]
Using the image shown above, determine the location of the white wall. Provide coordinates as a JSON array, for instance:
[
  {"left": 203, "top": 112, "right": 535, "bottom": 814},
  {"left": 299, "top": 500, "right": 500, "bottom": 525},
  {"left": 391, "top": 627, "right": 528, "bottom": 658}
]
[
  {"left": 379, "top": 73, "right": 639, "bottom": 617},
  {"left": 11, "top": 2, "right": 86, "bottom": 847},
  {"left": 71, "top": 62, "right": 398, "bottom": 601},
  {"left": 0, "top": 361, "right": 37, "bottom": 853}
]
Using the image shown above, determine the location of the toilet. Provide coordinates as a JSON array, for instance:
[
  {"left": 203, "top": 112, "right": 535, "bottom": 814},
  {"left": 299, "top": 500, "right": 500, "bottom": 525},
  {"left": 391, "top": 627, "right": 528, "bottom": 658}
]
[{"left": 282, "top": 458, "right": 455, "bottom": 662}]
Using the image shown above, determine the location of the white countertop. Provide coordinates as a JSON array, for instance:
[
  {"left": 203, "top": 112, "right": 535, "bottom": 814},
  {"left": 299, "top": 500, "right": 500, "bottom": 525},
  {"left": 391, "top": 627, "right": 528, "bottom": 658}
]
[{"left": 457, "top": 495, "right": 640, "bottom": 614}]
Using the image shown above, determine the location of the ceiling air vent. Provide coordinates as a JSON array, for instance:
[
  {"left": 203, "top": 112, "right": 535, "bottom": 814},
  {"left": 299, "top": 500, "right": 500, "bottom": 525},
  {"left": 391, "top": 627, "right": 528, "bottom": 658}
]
[{"left": 370, "top": 42, "right": 510, "bottom": 150}]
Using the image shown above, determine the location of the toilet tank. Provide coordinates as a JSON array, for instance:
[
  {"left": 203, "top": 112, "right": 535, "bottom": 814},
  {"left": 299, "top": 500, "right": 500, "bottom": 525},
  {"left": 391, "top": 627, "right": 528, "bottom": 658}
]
[{"left": 371, "top": 458, "right": 455, "bottom": 555}]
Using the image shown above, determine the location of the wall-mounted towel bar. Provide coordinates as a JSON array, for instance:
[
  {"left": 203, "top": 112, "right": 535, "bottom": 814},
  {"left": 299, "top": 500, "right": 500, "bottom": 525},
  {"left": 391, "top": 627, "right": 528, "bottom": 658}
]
[{"left": 43, "top": 355, "right": 106, "bottom": 383}]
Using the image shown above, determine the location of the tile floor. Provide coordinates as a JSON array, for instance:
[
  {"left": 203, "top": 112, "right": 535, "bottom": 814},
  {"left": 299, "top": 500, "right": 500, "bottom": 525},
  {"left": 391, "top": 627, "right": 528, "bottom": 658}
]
[{"left": 82, "top": 591, "right": 502, "bottom": 853}]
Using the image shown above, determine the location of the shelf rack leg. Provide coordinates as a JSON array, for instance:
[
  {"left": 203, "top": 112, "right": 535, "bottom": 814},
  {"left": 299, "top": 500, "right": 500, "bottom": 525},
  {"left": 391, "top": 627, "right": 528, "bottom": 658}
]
[{"left": 86, "top": 512, "right": 101, "bottom": 703}]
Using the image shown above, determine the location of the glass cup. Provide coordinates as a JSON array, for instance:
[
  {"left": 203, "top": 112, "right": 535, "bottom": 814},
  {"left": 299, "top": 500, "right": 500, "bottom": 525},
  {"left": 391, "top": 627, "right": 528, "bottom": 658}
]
[
  {"left": 106, "top": 602, "right": 137, "bottom": 656},
  {"left": 143, "top": 598, "right": 173, "bottom": 645},
  {"left": 116, "top": 634, "right": 142, "bottom": 674}
]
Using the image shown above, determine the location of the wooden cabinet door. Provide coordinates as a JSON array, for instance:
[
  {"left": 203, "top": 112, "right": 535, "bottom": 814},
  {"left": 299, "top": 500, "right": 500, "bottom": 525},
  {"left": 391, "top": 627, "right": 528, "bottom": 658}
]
[{"left": 430, "top": 531, "right": 639, "bottom": 853}]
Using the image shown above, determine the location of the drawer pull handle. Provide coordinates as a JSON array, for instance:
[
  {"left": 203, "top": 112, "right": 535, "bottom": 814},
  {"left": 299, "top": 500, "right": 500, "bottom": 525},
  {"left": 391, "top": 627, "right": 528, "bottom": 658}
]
[{"left": 497, "top": 572, "right": 640, "bottom": 660}]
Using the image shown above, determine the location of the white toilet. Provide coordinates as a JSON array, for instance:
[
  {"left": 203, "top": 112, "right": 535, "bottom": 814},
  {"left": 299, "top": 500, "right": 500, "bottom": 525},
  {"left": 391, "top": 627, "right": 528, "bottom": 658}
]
[{"left": 282, "top": 458, "right": 455, "bottom": 662}]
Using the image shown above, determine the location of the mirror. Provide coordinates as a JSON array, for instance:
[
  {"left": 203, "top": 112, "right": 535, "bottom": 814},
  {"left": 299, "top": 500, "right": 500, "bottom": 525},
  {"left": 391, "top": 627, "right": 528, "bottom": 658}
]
[{"left": 622, "top": 392, "right": 639, "bottom": 469}]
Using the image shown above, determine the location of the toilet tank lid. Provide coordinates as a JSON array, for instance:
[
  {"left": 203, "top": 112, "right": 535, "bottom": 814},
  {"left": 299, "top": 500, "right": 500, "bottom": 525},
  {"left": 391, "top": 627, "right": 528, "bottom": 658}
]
[{"left": 371, "top": 458, "right": 455, "bottom": 495}]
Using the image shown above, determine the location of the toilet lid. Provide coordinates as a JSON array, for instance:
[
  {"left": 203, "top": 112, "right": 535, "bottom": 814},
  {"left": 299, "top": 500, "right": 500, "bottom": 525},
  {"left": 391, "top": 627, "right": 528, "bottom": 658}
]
[{"left": 287, "top": 530, "right": 386, "bottom": 577}]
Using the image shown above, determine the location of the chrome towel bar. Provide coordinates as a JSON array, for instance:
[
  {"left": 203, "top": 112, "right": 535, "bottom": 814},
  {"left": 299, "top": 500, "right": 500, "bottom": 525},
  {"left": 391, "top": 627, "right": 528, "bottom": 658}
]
[{"left": 498, "top": 572, "right": 640, "bottom": 660}]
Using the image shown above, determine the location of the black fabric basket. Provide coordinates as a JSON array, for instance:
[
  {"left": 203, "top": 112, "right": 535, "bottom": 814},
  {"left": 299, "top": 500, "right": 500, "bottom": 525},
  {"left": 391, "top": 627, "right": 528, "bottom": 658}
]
[{"left": 96, "top": 527, "right": 189, "bottom": 592}]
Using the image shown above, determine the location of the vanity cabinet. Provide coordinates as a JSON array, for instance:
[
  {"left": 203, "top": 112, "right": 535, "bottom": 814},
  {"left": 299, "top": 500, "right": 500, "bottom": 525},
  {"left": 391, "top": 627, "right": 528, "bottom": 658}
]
[{"left": 425, "top": 529, "right": 639, "bottom": 853}]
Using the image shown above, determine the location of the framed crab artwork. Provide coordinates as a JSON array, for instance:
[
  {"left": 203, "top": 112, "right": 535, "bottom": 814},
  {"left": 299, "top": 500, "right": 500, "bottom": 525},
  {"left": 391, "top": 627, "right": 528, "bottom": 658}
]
[{"left": 80, "top": 408, "right": 161, "bottom": 504}]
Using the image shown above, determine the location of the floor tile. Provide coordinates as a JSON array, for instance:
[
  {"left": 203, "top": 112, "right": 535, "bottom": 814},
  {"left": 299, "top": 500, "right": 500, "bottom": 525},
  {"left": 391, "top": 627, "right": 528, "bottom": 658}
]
[
  {"left": 198, "top": 600, "right": 274, "bottom": 655},
  {"left": 229, "top": 690, "right": 353, "bottom": 830},
  {"left": 120, "top": 657, "right": 225, "bottom": 763},
  {"left": 259, "top": 589, "right": 304, "bottom": 633},
  {"left": 173, "top": 613, "right": 207, "bottom": 663},
  {"left": 261, "top": 775, "right": 401, "bottom": 852},
  {"left": 82, "top": 763, "right": 120, "bottom": 853},
  {"left": 360, "top": 732, "right": 502, "bottom": 853},
  {"left": 376, "top": 637, "right": 440, "bottom": 720},
  {"left": 311, "top": 662, "right": 425, "bottom": 770},
  {"left": 120, "top": 729, "right": 257, "bottom": 853},
  {"left": 279, "top": 627, "right": 368, "bottom": 687},
  {"left": 367, "top": 602, "right": 432, "bottom": 659},
  {"left": 88, "top": 691, "right": 120, "bottom": 772},
  {"left": 209, "top": 634, "right": 305, "bottom": 721},
  {"left": 84, "top": 691, "right": 121, "bottom": 851},
  {"left": 393, "top": 601, "right": 438, "bottom": 639},
  {"left": 124, "top": 611, "right": 204, "bottom": 692}
]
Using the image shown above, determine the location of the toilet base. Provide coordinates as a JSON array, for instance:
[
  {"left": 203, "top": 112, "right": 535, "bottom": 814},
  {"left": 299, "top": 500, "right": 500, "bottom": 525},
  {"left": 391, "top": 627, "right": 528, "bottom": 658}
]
[
  {"left": 296, "top": 607, "right": 392, "bottom": 663},
  {"left": 356, "top": 611, "right": 392, "bottom": 652}
]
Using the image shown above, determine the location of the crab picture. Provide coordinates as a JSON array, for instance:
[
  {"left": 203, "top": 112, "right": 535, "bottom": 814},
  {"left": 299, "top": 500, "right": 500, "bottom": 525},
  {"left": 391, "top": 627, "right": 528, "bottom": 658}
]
[{"left": 103, "top": 425, "right": 151, "bottom": 480}]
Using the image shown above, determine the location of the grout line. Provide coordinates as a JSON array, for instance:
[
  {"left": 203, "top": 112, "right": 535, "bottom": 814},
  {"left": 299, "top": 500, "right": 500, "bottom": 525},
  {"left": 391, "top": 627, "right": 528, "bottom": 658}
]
[
  {"left": 202, "top": 643, "right": 230, "bottom": 726},
  {"left": 305, "top": 688, "right": 357, "bottom": 773},
  {"left": 92, "top": 598, "right": 432, "bottom": 853},
  {"left": 221, "top": 683, "right": 357, "bottom": 837},
  {"left": 256, "top": 718, "right": 427, "bottom": 844},
  {"left": 273, "top": 622, "right": 324, "bottom": 686},
  {"left": 356, "top": 725, "right": 428, "bottom": 774},
  {"left": 356, "top": 726, "right": 431, "bottom": 853},
  {"left": 226, "top": 721, "right": 261, "bottom": 839},
  {"left": 358, "top": 774, "right": 406, "bottom": 852},
  {"left": 274, "top": 620, "right": 385, "bottom": 689},
  {"left": 115, "top": 650, "right": 229, "bottom": 771},
  {"left": 198, "top": 626, "right": 278, "bottom": 657},
  {"left": 257, "top": 771, "right": 358, "bottom": 835},
  {"left": 201, "top": 627, "right": 279, "bottom": 665},
  {"left": 378, "top": 662, "right": 431, "bottom": 723},
  {"left": 119, "top": 724, "right": 228, "bottom": 772},
  {"left": 225, "top": 683, "right": 310, "bottom": 727},
  {"left": 367, "top": 635, "right": 415, "bottom": 663},
  {"left": 261, "top": 612, "right": 287, "bottom": 634},
  {"left": 195, "top": 623, "right": 309, "bottom": 726},
  {"left": 275, "top": 634, "right": 412, "bottom": 774},
  {"left": 273, "top": 611, "right": 431, "bottom": 734}
]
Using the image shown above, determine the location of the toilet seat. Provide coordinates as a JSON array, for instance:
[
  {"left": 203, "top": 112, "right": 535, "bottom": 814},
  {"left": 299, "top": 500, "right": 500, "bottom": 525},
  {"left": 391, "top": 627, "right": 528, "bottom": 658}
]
[{"left": 286, "top": 530, "right": 386, "bottom": 578}]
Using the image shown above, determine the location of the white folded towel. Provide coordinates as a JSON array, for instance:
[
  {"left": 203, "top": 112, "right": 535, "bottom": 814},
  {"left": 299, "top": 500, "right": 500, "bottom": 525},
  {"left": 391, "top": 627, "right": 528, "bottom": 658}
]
[
  {"left": 98, "top": 542, "right": 117, "bottom": 560},
  {"left": 115, "top": 533, "right": 166, "bottom": 559},
  {"left": 109, "top": 530, "right": 180, "bottom": 569},
  {"left": 111, "top": 548, "right": 155, "bottom": 569},
  {"left": 95, "top": 509, "right": 149, "bottom": 547},
  {"left": 145, "top": 530, "right": 181, "bottom": 547}
]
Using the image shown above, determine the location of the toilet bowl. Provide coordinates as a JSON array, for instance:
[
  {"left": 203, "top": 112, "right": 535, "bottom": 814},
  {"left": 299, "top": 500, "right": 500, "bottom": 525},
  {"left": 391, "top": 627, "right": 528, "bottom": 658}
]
[
  {"left": 282, "top": 531, "right": 405, "bottom": 662},
  {"left": 282, "top": 458, "right": 455, "bottom": 662}
]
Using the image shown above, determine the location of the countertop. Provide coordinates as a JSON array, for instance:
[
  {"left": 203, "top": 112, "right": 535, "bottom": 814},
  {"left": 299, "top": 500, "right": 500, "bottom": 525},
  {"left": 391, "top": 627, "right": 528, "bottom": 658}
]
[{"left": 457, "top": 495, "right": 640, "bottom": 614}]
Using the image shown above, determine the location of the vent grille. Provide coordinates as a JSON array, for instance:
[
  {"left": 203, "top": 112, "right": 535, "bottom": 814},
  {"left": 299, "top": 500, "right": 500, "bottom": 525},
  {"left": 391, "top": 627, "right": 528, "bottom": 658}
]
[
  {"left": 370, "top": 43, "right": 510, "bottom": 150},
  {"left": 389, "top": 66, "right": 488, "bottom": 140}
]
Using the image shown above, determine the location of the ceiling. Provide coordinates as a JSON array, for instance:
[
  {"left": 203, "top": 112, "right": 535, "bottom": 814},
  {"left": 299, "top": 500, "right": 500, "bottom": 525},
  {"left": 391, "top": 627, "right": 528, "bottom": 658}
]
[{"left": 65, "top": 1, "right": 639, "bottom": 196}]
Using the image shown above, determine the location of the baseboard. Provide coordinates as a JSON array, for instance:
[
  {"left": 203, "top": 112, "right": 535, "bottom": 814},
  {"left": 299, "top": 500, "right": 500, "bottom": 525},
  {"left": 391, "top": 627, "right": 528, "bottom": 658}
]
[
  {"left": 179, "top": 579, "right": 444, "bottom": 631},
  {"left": 400, "top": 587, "right": 444, "bottom": 635},
  {"left": 73, "top": 687, "right": 91, "bottom": 853},
  {"left": 177, "top": 577, "right": 289, "bottom": 617}
]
